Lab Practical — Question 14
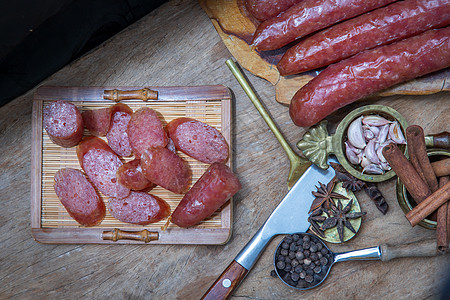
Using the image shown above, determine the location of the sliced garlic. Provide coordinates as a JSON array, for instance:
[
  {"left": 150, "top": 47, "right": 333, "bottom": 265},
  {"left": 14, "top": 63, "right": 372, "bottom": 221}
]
[
  {"left": 377, "top": 124, "right": 389, "bottom": 144},
  {"left": 362, "top": 163, "right": 384, "bottom": 175},
  {"left": 389, "top": 121, "right": 406, "bottom": 144},
  {"left": 345, "top": 141, "right": 361, "bottom": 165},
  {"left": 347, "top": 116, "right": 366, "bottom": 149},
  {"left": 362, "top": 115, "right": 391, "bottom": 126}
]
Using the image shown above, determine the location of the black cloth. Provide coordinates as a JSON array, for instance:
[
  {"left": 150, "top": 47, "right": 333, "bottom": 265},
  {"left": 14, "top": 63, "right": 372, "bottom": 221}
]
[{"left": 0, "top": 0, "right": 167, "bottom": 107}]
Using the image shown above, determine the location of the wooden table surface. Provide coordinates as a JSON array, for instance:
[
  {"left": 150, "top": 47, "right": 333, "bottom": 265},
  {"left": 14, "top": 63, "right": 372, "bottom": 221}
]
[{"left": 1, "top": 0, "right": 449, "bottom": 299}]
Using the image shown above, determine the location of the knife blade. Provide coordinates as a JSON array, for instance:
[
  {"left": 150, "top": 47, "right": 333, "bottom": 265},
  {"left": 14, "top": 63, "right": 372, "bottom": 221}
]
[{"left": 201, "top": 158, "right": 337, "bottom": 300}]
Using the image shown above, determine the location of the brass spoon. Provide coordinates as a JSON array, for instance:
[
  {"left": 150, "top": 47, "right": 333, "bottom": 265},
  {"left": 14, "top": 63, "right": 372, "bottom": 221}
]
[{"left": 226, "top": 58, "right": 311, "bottom": 189}]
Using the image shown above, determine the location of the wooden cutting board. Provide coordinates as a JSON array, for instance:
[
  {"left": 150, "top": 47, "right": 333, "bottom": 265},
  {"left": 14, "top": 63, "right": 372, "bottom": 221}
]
[
  {"left": 199, "top": 0, "right": 450, "bottom": 106},
  {"left": 31, "top": 85, "right": 233, "bottom": 245}
]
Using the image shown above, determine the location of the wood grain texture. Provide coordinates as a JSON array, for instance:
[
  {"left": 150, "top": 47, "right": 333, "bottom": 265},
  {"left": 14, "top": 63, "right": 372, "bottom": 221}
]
[
  {"left": 0, "top": 0, "right": 449, "bottom": 299},
  {"left": 199, "top": 0, "right": 450, "bottom": 106}
]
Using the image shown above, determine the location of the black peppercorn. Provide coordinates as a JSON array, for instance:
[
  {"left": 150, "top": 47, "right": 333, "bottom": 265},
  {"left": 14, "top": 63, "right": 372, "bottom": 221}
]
[
  {"left": 289, "top": 251, "right": 296, "bottom": 259},
  {"left": 303, "top": 258, "right": 312, "bottom": 266},
  {"left": 281, "top": 242, "right": 290, "bottom": 250},
  {"left": 278, "top": 255, "right": 285, "bottom": 262},
  {"left": 303, "top": 235, "right": 310, "bottom": 242},
  {"left": 310, "top": 252, "right": 319, "bottom": 261},
  {"left": 284, "top": 264, "right": 292, "bottom": 272},
  {"left": 321, "top": 248, "right": 328, "bottom": 255},
  {"left": 291, "top": 259, "right": 299, "bottom": 268},
  {"left": 303, "top": 249, "right": 310, "bottom": 258},
  {"left": 294, "top": 265, "right": 303, "bottom": 273},
  {"left": 291, "top": 273, "right": 300, "bottom": 282},
  {"left": 313, "top": 266, "right": 322, "bottom": 274},
  {"left": 281, "top": 249, "right": 288, "bottom": 256},
  {"left": 299, "top": 271, "right": 306, "bottom": 279},
  {"left": 284, "top": 236, "right": 293, "bottom": 243},
  {"left": 285, "top": 257, "right": 292, "bottom": 264},
  {"left": 290, "top": 243, "right": 298, "bottom": 251},
  {"left": 303, "top": 240, "right": 311, "bottom": 249},
  {"left": 295, "top": 252, "right": 304, "bottom": 261},
  {"left": 293, "top": 234, "right": 300, "bottom": 242},
  {"left": 320, "top": 257, "right": 328, "bottom": 266},
  {"left": 317, "top": 243, "right": 323, "bottom": 251},
  {"left": 310, "top": 243, "right": 318, "bottom": 253},
  {"left": 276, "top": 261, "right": 285, "bottom": 269},
  {"left": 305, "top": 274, "right": 314, "bottom": 283}
]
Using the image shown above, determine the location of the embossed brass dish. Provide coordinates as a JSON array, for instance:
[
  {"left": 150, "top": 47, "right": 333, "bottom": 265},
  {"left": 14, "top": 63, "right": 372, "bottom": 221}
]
[
  {"left": 297, "top": 105, "right": 409, "bottom": 182},
  {"left": 397, "top": 148, "right": 450, "bottom": 229}
]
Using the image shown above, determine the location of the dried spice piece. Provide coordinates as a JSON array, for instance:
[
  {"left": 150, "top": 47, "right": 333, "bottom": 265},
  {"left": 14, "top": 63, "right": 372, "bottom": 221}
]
[
  {"left": 364, "top": 182, "right": 388, "bottom": 215},
  {"left": 321, "top": 199, "right": 366, "bottom": 243},
  {"left": 330, "top": 162, "right": 388, "bottom": 214},
  {"left": 308, "top": 208, "right": 326, "bottom": 238},
  {"left": 309, "top": 179, "right": 347, "bottom": 213}
]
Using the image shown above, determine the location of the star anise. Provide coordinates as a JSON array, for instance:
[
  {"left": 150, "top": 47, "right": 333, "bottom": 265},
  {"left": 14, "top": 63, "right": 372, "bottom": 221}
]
[
  {"left": 321, "top": 199, "right": 366, "bottom": 243},
  {"left": 308, "top": 208, "right": 326, "bottom": 238},
  {"left": 309, "top": 178, "right": 347, "bottom": 213},
  {"left": 330, "top": 162, "right": 365, "bottom": 192}
]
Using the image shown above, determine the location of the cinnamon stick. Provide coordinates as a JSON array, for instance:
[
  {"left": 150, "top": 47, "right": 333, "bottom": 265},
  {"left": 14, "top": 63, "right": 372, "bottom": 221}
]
[
  {"left": 432, "top": 158, "right": 450, "bottom": 177},
  {"left": 406, "top": 125, "right": 439, "bottom": 192},
  {"left": 437, "top": 176, "right": 450, "bottom": 253},
  {"left": 405, "top": 181, "right": 450, "bottom": 227},
  {"left": 382, "top": 143, "right": 431, "bottom": 204}
]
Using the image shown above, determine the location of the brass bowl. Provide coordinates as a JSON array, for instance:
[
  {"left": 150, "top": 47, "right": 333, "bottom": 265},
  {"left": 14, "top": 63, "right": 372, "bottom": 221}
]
[
  {"left": 297, "top": 105, "right": 408, "bottom": 182},
  {"left": 397, "top": 148, "right": 450, "bottom": 229}
]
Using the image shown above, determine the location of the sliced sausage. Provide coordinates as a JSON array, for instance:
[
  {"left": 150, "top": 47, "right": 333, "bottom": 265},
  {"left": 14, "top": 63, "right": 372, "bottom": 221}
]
[
  {"left": 127, "top": 107, "right": 168, "bottom": 158},
  {"left": 54, "top": 168, "right": 105, "bottom": 226},
  {"left": 77, "top": 137, "right": 130, "bottom": 199},
  {"left": 108, "top": 191, "right": 170, "bottom": 225},
  {"left": 252, "top": 0, "right": 397, "bottom": 51},
  {"left": 140, "top": 147, "right": 192, "bottom": 194},
  {"left": 244, "top": 0, "right": 303, "bottom": 22},
  {"left": 107, "top": 111, "right": 132, "bottom": 156},
  {"left": 43, "top": 100, "right": 84, "bottom": 147},
  {"left": 278, "top": 0, "right": 450, "bottom": 75},
  {"left": 289, "top": 28, "right": 450, "bottom": 127},
  {"left": 171, "top": 163, "right": 241, "bottom": 228},
  {"left": 116, "top": 159, "right": 156, "bottom": 191},
  {"left": 166, "top": 117, "right": 229, "bottom": 164},
  {"left": 82, "top": 103, "right": 132, "bottom": 137}
]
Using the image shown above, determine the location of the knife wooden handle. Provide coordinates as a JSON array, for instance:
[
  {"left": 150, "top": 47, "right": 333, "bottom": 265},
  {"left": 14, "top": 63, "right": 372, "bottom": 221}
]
[
  {"left": 103, "top": 88, "right": 158, "bottom": 102},
  {"left": 201, "top": 260, "right": 248, "bottom": 300}
]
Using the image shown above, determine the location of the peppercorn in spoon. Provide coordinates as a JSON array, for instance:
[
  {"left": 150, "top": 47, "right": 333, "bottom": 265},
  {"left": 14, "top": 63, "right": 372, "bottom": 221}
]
[{"left": 274, "top": 233, "right": 438, "bottom": 290}]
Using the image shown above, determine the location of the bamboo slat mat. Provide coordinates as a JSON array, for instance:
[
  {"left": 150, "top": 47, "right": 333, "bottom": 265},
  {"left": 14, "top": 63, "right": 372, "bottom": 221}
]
[{"left": 31, "top": 86, "right": 232, "bottom": 244}]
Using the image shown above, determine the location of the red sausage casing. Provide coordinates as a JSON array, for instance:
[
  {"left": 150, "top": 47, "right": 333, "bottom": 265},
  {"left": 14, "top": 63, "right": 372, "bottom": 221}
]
[
  {"left": 289, "top": 28, "right": 450, "bottom": 127},
  {"left": 82, "top": 103, "right": 132, "bottom": 137},
  {"left": 116, "top": 159, "right": 156, "bottom": 191},
  {"left": 77, "top": 137, "right": 130, "bottom": 199},
  {"left": 127, "top": 107, "right": 168, "bottom": 158},
  {"left": 252, "top": 0, "right": 397, "bottom": 51},
  {"left": 278, "top": 0, "right": 450, "bottom": 75},
  {"left": 171, "top": 163, "right": 241, "bottom": 228},
  {"left": 43, "top": 100, "right": 84, "bottom": 147},
  {"left": 108, "top": 191, "right": 170, "bottom": 225},
  {"left": 245, "top": 0, "right": 303, "bottom": 22},
  {"left": 54, "top": 168, "right": 105, "bottom": 226},
  {"left": 141, "top": 147, "right": 192, "bottom": 194},
  {"left": 166, "top": 117, "right": 229, "bottom": 164}
]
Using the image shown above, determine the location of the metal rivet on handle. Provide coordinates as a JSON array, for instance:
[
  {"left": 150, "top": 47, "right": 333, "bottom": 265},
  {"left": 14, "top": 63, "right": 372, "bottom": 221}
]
[{"left": 222, "top": 279, "right": 231, "bottom": 288}]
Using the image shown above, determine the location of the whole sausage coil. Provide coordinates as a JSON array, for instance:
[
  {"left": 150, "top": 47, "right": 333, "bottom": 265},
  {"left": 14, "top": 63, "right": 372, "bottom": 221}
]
[
  {"left": 244, "top": 0, "right": 303, "bottom": 22},
  {"left": 278, "top": 0, "right": 450, "bottom": 75},
  {"left": 289, "top": 27, "right": 450, "bottom": 127},
  {"left": 252, "top": 0, "right": 397, "bottom": 51}
]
